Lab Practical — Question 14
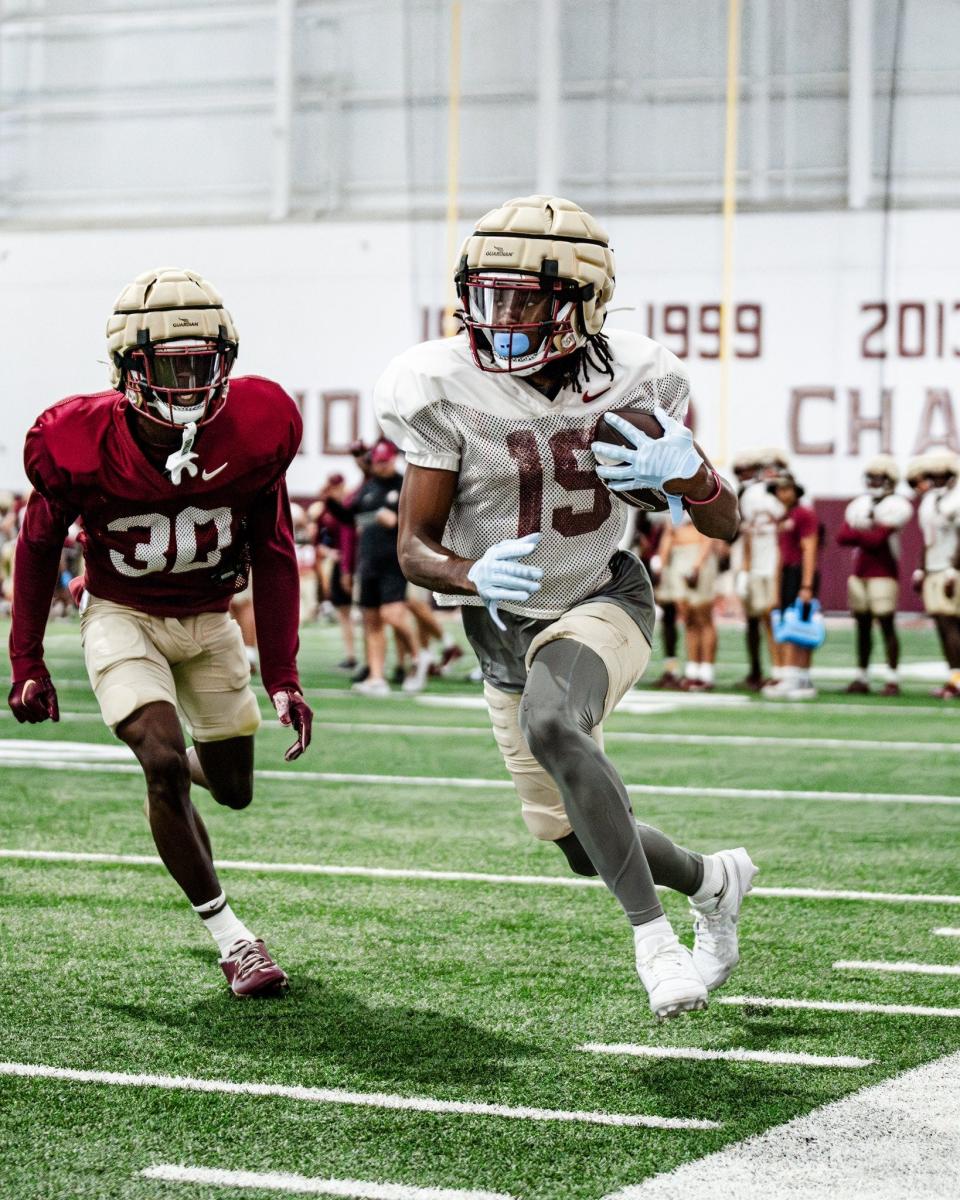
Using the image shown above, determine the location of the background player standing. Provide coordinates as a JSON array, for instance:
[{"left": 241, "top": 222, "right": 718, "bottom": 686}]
[
  {"left": 377, "top": 195, "right": 753, "bottom": 1020},
  {"left": 836, "top": 456, "right": 912, "bottom": 696},
  {"left": 7, "top": 268, "right": 313, "bottom": 996}
]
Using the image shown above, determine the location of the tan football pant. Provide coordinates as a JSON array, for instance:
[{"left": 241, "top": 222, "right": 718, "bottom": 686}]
[
  {"left": 80, "top": 593, "right": 261, "bottom": 740},
  {"left": 848, "top": 575, "right": 899, "bottom": 616},
  {"left": 484, "top": 601, "right": 651, "bottom": 841}
]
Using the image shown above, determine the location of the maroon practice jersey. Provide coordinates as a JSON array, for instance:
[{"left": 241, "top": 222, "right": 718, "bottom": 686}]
[{"left": 10, "top": 376, "right": 304, "bottom": 697}]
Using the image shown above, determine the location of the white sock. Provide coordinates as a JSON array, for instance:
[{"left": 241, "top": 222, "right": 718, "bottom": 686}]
[
  {"left": 665, "top": 657, "right": 679, "bottom": 675},
  {"left": 442, "top": 631, "right": 455, "bottom": 649},
  {"left": 245, "top": 645, "right": 259, "bottom": 669},
  {"left": 856, "top": 668, "right": 869, "bottom": 683},
  {"left": 698, "top": 662, "right": 714, "bottom": 684},
  {"left": 413, "top": 648, "right": 434, "bottom": 683},
  {"left": 772, "top": 665, "right": 785, "bottom": 681},
  {"left": 691, "top": 854, "right": 724, "bottom": 908},
  {"left": 885, "top": 666, "right": 899, "bottom": 683},
  {"left": 684, "top": 661, "right": 699, "bottom": 680},
  {"left": 633, "top": 914, "right": 675, "bottom": 950},
  {"left": 192, "top": 891, "right": 255, "bottom": 957}
]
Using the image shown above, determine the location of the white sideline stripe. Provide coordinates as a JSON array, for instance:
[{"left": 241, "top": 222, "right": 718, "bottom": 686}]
[
  {"left": 934, "top": 927, "right": 960, "bottom": 937},
  {"left": 602, "top": 1049, "right": 960, "bottom": 1199},
  {"left": 0, "top": 1062, "right": 718, "bottom": 1130},
  {"left": 140, "top": 1165, "right": 514, "bottom": 1200},
  {"left": 579, "top": 1043, "right": 874, "bottom": 1069},
  {"left": 834, "top": 959, "right": 960, "bottom": 977},
  {"left": 3, "top": 742, "right": 960, "bottom": 807},
  {"left": 4, "top": 849, "right": 960, "bottom": 907},
  {"left": 719, "top": 995, "right": 960, "bottom": 1018}
]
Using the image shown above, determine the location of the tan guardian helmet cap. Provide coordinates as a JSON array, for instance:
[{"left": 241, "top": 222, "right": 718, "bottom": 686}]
[
  {"left": 106, "top": 267, "right": 238, "bottom": 390},
  {"left": 457, "top": 195, "right": 615, "bottom": 340},
  {"left": 864, "top": 454, "right": 900, "bottom": 484}
]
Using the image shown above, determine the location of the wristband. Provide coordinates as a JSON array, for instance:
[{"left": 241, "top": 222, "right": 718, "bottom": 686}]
[{"left": 686, "top": 469, "right": 722, "bottom": 506}]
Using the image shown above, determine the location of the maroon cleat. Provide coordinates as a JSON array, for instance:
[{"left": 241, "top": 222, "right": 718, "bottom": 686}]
[
  {"left": 652, "top": 671, "right": 682, "bottom": 690},
  {"left": 932, "top": 683, "right": 960, "bottom": 699},
  {"left": 739, "top": 674, "right": 764, "bottom": 692},
  {"left": 679, "top": 677, "right": 708, "bottom": 692},
  {"left": 880, "top": 682, "right": 901, "bottom": 697},
  {"left": 845, "top": 679, "right": 870, "bottom": 694},
  {"left": 220, "top": 939, "right": 288, "bottom": 997},
  {"left": 439, "top": 644, "right": 464, "bottom": 672}
]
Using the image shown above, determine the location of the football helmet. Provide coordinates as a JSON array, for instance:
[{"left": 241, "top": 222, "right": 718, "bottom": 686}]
[
  {"left": 107, "top": 268, "right": 239, "bottom": 428},
  {"left": 731, "top": 448, "right": 761, "bottom": 482},
  {"left": 863, "top": 454, "right": 899, "bottom": 498},
  {"left": 922, "top": 450, "right": 960, "bottom": 487},
  {"left": 455, "top": 195, "right": 615, "bottom": 375}
]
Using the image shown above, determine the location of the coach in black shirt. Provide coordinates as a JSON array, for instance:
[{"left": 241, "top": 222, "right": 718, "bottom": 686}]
[{"left": 328, "top": 439, "right": 420, "bottom": 695}]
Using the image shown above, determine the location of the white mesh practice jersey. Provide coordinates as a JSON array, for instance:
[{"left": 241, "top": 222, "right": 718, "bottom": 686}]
[
  {"left": 920, "top": 484, "right": 960, "bottom": 571},
  {"left": 375, "top": 329, "right": 693, "bottom": 617},
  {"left": 739, "top": 481, "right": 784, "bottom": 578}
]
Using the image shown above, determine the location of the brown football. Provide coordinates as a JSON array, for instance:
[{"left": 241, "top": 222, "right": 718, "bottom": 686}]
[{"left": 595, "top": 408, "right": 670, "bottom": 512}]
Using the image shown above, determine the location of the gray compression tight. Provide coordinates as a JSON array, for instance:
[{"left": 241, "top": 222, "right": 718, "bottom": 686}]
[{"left": 518, "top": 638, "right": 703, "bottom": 926}]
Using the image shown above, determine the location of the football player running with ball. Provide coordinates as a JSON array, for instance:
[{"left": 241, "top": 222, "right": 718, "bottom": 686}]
[
  {"left": 376, "top": 196, "right": 755, "bottom": 1019},
  {"left": 8, "top": 269, "right": 312, "bottom": 996}
]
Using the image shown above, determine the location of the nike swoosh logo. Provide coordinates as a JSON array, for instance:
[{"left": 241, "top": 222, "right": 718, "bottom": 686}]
[
  {"left": 582, "top": 387, "right": 612, "bottom": 404},
  {"left": 201, "top": 463, "right": 228, "bottom": 481}
]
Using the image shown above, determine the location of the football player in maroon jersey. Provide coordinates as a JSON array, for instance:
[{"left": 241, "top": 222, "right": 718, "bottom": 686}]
[{"left": 7, "top": 268, "right": 312, "bottom": 996}]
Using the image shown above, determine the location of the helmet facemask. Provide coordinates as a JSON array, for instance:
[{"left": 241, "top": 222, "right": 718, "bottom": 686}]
[
  {"left": 865, "top": 472, "right": 895, "bottom": 500},
  {"left": 459, "top": 270, "right": 587, "bottom": 376},
  {"left": 122, "top": 334, "right": 236, "bottom": 428}
]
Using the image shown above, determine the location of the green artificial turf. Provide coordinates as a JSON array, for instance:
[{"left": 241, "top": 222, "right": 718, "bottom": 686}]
[{"left": 1, "top": 616, "right": 959, "bottom": 1199}]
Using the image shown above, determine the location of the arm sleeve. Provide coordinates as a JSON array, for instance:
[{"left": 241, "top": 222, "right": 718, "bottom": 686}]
[
  {"left": 249, "top": 480, "right": 301, "bottom": 696},
  {"left": 374, "top": 359, "right": 462, "bottom": 472},
  {"left": 836, "top": 522, "right": 862, "bottom": 547},
  {"left": 9, "top": 491, "right": 76, "bottom": 681},
  {"left": 855, "top": 524, "right": 897, "bottom": 549}
]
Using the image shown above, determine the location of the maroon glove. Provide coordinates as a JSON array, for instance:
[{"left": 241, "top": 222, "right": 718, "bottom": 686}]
[
  {"left": 271, "top": 689, "right": 313, "bottom": 761},
  {"left": 9, "top": 674, "right": 60, "bottom": 724}
]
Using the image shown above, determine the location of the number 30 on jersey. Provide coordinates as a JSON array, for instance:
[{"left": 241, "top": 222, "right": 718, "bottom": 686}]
[{"left": 107, "top": 506, "right": 234, "bottom": 578}]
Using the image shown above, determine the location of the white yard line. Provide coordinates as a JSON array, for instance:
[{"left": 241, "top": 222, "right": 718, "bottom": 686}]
[
  {"left": 4, "top": 714, "right": 960, "bottom": 752},
  {"left": 44, "top": 675, "right": 960, "bottom": 716},
  {"left": 834, "top": 959, "right": 960, "bottom": 977},
  {"left": 580, "top": 1041, "right": 873, "bottom": 1070},
  {"left": 301, "top": 722, "right": 960, "bottom": 755},
  {"left": 2, "top": 742, "right": 959, "bottom": 807},
  {"left": 140, "top": 1165, "right": 515, "bottom": 1200},
  {"left": 718, "top": 995, "right": 960, "bottom": 1018},
  {"left": 602, "top": 1049, "right": 960, "bottom": 1199},
  {"left": 934, "top": 928, "right": 960, "bottom": 937},
  {"left": 3, "top": 849, "right": 960, "bottom": 907},
  {"left": 579, "top": 1043, "right": 874, "bottom": 1069},
  {"left": 0, "top": 1062, "right": 718, "bottom": 1131}
]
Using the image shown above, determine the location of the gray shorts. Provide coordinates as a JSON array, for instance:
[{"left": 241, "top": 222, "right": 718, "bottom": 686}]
[{"left": 462, "top": 550, "right": 655, "bottom": 692}]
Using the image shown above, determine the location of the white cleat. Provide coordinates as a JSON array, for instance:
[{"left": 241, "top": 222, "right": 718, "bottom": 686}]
[
  {"left": 351, "top": 677, "right": 391, "bottom": 697},
  {"left": 690, "top": 847, "right": 758, "bottom": 991},
  {"left": 635, "top": 931, "right": 708, "bottom": 1020}
]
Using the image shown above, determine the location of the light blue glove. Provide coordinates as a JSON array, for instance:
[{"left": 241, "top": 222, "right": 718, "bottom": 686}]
[
  {"left": 467, "top": 532, "right": 543, "bottom": 631},
  {"left": 591, "top": 406, "right": 704, "bottom": 525}
]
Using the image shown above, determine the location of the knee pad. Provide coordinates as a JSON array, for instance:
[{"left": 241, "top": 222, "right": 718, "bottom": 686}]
[{"left": 484, "top": 682, "right": 572, "bottom": 842}]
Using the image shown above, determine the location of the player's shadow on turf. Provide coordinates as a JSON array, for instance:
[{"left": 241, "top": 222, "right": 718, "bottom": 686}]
[{"left": 106, "top": 978, "right": 535, "bottom": 1088}]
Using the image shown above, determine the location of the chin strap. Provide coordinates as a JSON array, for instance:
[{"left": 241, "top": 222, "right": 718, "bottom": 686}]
[{"left": 165, "top": 421, "right": 200, "bottom": 485}]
